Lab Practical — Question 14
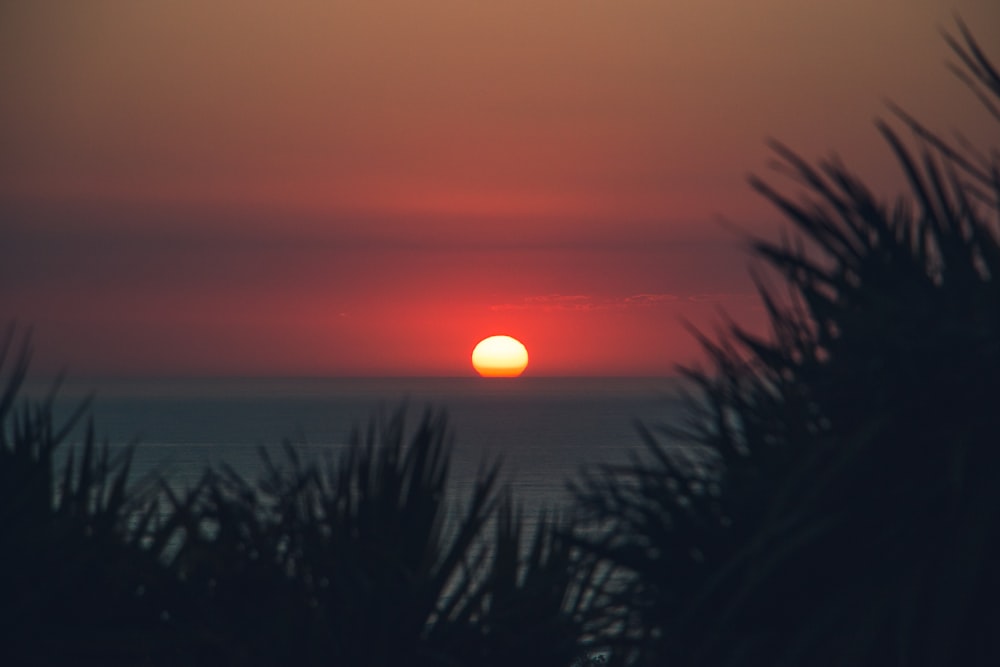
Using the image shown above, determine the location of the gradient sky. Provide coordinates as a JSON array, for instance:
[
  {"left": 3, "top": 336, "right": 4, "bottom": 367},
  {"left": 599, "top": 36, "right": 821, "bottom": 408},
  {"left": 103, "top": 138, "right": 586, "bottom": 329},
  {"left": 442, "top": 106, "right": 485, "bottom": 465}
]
[{"left": 2, "top": 1, "right": 998, "bottom": 377}]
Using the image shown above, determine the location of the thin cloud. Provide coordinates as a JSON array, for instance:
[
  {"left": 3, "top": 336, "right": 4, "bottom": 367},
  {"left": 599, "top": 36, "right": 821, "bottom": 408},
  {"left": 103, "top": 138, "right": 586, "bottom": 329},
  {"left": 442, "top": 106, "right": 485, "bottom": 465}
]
[
  {"left": 624, "top": 293, "right": 679, "bottom": 305},
  {"left": 686, "top": 292, "right": 755, "bottom": 303},
  {"left": 491, "top": 294, "right": 596, "bottom": 312},
  {"left": 490, "top": 293, "right": 680, "bottom": 312},
  {"left": 525, "top": 294, "right": 592, "bottom": 307}
]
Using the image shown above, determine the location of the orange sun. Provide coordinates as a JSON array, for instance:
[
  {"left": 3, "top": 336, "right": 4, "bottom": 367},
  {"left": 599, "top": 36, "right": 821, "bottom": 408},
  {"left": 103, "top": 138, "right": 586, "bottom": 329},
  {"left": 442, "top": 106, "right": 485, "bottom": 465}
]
[{"left": 471, "top": 335, "right": 529, "bottom": 377}]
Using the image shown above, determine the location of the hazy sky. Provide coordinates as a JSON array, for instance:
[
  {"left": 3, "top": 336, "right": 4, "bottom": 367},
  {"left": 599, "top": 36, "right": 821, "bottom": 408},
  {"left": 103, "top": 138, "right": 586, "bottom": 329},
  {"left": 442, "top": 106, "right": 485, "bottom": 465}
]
[{"left": 2, "top": 0, "right": 998, "bottom": 376}]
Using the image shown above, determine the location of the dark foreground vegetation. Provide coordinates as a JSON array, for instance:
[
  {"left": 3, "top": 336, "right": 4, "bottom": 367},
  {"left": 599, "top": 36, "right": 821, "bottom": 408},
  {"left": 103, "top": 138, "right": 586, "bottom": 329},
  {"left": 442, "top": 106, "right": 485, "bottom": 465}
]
[{"left": 3, "top": 22, "right": 999, "bottom": 667}]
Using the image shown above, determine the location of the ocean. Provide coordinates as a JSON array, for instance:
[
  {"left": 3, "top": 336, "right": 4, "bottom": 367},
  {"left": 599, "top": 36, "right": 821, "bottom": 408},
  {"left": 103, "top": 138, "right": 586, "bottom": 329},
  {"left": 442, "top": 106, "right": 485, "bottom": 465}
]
[{"left": 47, "top": 376, "right": 689, "bottom": 518}]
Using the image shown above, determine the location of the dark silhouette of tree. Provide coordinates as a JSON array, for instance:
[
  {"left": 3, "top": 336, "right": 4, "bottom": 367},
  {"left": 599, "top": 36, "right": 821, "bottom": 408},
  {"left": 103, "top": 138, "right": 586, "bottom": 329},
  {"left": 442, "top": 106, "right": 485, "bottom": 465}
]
[
  {"left": 161, "top": 411, "right": 598, "bottom": 667},
  {"left": 0, "top": 327, "right": 181, "bottom": 665},
  {"left": 0, "top": 327, "right": 600, "bottom": 666},
  {"left": 572, "top": 19, "right": 1000, "bottom": 666}
]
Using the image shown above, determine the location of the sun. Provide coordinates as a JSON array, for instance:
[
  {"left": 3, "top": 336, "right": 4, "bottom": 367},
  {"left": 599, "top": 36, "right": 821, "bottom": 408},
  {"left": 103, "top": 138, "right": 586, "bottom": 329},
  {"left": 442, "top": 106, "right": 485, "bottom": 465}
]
[{"left": 471, "top": 335, "right": 529, "bottom": 377}]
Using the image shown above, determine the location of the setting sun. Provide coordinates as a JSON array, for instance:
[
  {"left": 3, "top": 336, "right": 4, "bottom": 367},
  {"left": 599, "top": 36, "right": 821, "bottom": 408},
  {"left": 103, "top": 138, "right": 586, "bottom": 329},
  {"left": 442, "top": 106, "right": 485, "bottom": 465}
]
[{"left": 471, "top": 335, "right": 529, "bottom": 377}]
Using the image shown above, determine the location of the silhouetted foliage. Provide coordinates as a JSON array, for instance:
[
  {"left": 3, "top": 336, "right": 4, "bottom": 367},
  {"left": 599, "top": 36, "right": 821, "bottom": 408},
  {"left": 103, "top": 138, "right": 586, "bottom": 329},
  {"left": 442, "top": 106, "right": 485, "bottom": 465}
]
[
  {"left": 158, "top": 411, "right": 598, "bottom": 666},
  {"left": 572, "top": 20, "right": 1000, "bottom": 666},
  {"left": 0, "top": 325, "right": 598, "bottom": 666},
  {"left": 0, "top": 327, "right": 181, "bottom": 665}
]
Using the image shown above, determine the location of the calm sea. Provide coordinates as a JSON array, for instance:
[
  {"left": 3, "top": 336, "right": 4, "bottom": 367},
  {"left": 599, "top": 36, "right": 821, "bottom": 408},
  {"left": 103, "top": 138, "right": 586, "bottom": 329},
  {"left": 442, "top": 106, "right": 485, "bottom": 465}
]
[{"left": 46, "top": 376, "right": 688, "bottom": 517}]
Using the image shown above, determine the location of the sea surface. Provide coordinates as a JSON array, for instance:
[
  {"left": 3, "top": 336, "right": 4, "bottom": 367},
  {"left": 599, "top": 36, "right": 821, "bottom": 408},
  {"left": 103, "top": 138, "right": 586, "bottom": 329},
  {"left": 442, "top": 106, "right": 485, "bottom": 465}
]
[{"left": 45, "top": 376, "right": 689, "bottom": 518}]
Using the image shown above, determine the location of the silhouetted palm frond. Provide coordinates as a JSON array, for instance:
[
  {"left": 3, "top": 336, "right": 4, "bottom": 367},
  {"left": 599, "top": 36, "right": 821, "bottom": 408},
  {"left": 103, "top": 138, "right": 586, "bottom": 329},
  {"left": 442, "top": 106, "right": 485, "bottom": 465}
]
[
  {"left": 161, "top": 407, "right": 599, "bottom": 666},
  {"left": 573, "top": 20, "right": 1000, "bottom": 666},
  {"left": 0, "top": 326, "right": 179, "bottom": 665}
]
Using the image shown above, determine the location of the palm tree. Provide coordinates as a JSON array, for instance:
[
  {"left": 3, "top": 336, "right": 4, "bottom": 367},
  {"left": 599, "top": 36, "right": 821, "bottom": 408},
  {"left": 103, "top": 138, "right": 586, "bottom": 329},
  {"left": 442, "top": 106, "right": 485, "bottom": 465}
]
[
  {"left": 0, "top": 326, "right": 181, "bottom": 665},
  {"left": 161, "top": 409, "right": 600, "bottom": 666},
  {"left": 573, "top": 20, "right": 1000, "bottom": 666},
  {"left": 0, "top": 328, "right": 600, "bottom": 665}
]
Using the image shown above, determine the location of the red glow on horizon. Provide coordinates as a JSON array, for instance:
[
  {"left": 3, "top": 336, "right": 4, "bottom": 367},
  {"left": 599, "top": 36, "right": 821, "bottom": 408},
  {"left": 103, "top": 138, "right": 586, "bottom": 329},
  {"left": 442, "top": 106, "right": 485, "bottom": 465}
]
[{"left": 3, "top": 1, "right": 993, "bottom": 377}]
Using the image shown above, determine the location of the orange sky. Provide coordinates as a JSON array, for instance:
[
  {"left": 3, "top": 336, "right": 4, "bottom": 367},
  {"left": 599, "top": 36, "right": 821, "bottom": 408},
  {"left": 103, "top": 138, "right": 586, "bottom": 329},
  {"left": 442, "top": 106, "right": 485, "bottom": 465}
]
[{"left": 2, "top": 1, "right": 998, "bottom": 377}]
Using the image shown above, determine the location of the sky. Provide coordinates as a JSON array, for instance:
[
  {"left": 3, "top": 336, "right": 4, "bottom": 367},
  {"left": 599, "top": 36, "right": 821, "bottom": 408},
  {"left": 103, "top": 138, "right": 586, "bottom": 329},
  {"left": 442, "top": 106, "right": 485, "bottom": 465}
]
[{"left": 2, "top": 0, "right": 998, "bottom": 377}]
